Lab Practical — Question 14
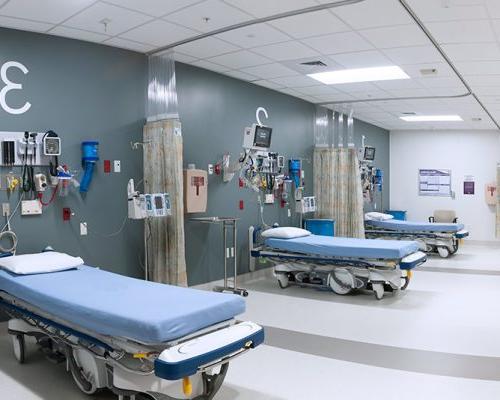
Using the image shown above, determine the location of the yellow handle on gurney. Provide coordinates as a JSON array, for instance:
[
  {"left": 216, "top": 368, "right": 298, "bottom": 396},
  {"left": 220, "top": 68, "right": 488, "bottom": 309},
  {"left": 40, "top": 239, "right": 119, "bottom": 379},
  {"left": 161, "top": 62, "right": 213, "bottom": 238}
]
[{"left": 183, "top": 377, "right": 193, "bottom": 396}]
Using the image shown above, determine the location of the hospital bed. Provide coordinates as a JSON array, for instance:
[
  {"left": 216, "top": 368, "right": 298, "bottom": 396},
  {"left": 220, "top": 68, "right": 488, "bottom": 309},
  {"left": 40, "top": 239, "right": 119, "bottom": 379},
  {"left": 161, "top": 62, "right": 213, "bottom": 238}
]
[
  {"left": 365, "top": 217, "right": 469, "bottom": 258},
  {"left": 0, "top": 257, "right": 264, "bottom": 400},
  {"left": 250, "top": 228, "right": 426, "bottom": 300}
]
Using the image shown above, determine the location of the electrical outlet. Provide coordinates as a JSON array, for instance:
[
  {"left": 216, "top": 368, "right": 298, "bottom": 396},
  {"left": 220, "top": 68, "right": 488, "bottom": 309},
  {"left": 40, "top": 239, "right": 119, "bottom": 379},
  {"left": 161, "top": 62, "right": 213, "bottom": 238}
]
[
  {"left": 114, "top": 160, "right": 121, "bottom": 173},
  {"left": 2, "top": 203, "right": 10, "bottom": 217},
  {"left": 80, "top": 222, "right": 88, "bottom": 236},
  {"left": 208, "top": 164, "right": 214, "bottom": 175}
]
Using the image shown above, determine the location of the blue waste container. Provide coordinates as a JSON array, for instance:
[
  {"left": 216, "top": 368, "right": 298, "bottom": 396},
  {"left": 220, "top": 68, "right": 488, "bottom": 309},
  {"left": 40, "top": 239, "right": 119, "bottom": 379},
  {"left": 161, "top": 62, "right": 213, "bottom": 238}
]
[
  {"left": 304, "top": 219, "right": 335, "bottom": 236},
  {"left": 385, "top": 210, "right": 407, "bottom": 221}
]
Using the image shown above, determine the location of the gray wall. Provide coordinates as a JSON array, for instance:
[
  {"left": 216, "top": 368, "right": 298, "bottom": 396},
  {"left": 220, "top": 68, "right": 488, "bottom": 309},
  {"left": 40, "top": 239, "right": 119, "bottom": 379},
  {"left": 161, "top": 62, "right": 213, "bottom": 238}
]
[
  {"left": 175, "top": 63, "right": 391, "bottom": 286},
  {"left": 0, "top": 28, "right": 146, "bottom": 278},
  {"left": 0, "top": 28, "right": 390, "bottom": 288}
]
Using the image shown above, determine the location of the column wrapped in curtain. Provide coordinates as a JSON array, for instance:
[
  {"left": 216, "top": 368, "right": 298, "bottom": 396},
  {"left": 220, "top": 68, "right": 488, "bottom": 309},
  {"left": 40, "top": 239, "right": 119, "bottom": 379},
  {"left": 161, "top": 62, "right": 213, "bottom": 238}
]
[
  {"left": 314, "top": 146, "right": 364, "bottom": 238},
  {"left": 144, "top": 52, "right": 187, "bottom": 286}
]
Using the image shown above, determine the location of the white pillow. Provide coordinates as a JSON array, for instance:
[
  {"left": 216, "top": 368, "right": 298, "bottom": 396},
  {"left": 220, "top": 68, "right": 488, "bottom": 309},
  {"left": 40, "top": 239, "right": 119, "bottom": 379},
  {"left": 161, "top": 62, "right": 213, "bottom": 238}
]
[
  {"left": 0, "top": 252, "right": 84, "bottom": 275},
  {"left": 261, "top": 227, "right": 311, "bottom": 239},
  {"left": 365, "top": 212, "right": 394, "bottom": 221}
]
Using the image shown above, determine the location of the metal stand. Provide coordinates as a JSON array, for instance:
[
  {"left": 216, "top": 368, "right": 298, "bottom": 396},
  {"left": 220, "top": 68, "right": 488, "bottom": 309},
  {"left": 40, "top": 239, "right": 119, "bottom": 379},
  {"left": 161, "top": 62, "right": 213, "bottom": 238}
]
[{"left": 191, "top": 217, "right": 248, "bottom": 297}]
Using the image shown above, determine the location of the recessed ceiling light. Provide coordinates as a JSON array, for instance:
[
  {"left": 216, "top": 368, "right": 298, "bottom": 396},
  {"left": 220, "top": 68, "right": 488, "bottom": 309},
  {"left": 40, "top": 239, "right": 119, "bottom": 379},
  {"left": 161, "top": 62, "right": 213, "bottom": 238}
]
[
  {"left": 308, "top": 66, "right": 409, "bottom": 85},
  {"left": 400, "top": 115, "right": 463, "bottom": 122}
]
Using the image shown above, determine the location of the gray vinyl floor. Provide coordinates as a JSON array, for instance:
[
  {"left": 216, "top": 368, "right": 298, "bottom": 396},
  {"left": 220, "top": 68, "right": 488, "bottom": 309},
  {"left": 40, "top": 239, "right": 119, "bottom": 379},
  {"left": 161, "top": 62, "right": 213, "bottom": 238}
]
[{"left": 2, "top": 243, "right": 500, "bottom": 399}]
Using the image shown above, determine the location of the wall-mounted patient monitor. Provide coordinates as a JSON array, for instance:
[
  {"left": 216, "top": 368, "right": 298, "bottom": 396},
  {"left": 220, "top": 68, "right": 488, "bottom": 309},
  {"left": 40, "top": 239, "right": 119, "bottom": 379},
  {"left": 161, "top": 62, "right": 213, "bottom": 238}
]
[
  {"left": 184, "top": 168, "right": 208, "bottom": 213},
  {"left": 363, "top": 146, "right": 376, "bottom": 161},
  {"left": 243, "top": 124, "right": 272, "bottom": 151}
]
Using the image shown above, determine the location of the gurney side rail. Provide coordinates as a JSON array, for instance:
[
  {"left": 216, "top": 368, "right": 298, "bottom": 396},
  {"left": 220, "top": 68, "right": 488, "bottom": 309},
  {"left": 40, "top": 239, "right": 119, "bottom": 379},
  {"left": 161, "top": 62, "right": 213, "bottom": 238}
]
[{"left": 253, "top": 249, "right": 399, "bottom": 269}]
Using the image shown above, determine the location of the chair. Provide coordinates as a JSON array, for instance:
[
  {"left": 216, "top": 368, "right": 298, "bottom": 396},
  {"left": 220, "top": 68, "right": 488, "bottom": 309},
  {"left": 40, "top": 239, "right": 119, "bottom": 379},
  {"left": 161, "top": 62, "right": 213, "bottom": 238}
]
[{"left": 429, "top": 209, "right": 458, "bottom": 223}]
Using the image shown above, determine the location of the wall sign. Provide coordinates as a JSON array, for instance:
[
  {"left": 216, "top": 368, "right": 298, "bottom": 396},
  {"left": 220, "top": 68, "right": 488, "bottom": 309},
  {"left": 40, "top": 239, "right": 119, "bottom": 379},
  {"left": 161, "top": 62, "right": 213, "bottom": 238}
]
[
  {"left": 463, "top": 175, "right": 475, "bottom": 195},
  {"left": 0, "top": 61, "right": 31, "bottom": 115},
  {"left": 419, "top": 169, "right": 452, "bottom": 197}
]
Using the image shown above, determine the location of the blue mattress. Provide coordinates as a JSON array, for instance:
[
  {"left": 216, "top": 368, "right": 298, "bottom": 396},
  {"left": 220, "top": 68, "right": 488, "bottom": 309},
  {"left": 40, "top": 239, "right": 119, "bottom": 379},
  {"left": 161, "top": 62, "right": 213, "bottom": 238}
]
[
  {"left": 0, "top": 266, "right": 245, "bottom": 344},
  {"left": 265, "top": 235, "right": 419, "bottom": 259},
  {"left": 366, "top": 219, "right": 464, "bottom": 233}
]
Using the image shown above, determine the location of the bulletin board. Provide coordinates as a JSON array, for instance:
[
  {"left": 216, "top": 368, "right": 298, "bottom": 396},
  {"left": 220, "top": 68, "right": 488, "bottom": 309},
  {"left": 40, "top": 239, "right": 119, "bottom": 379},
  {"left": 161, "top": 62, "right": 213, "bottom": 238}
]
[{"left": 419, "top": 169, "right": 452, "bottom": 197}]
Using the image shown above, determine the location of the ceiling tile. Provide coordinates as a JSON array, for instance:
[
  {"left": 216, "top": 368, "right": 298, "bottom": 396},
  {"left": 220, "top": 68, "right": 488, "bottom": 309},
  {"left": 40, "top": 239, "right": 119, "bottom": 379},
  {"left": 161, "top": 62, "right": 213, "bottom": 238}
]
[
  {"left": 386, "top": 87, "right": 432, "bottom": 98},
  {"left": 104, "top": 37, "right": 155, "bottom": 52},
  {"left": 64, "top": 2, "right": 152, "bottom": 36},
  {"left": 350, "top": 89, "right": 393, "bottom": 100},
  {"left": 490, "top": 20, "right": 500, "bottom": 42},
  {"left": 173, "top": 51, "right": 198, "bottom": 63},
  {"left": 239, "top": 63, "right": 298, "bottom": 79},
  {"left": 374, "top": 79, "right": 424, "bottom": 91},
  {"left": 215, "top": 23, "right": 290, "bottom": 48},
  {"left": 359, "top": 25, "right": 429, "bottom": 49},
  {"left": 223, "top": 0, "right": 317, "bottom": 18},
  {"left": 455, "top": 60, "right": 500, "bottom": 75},
  {"left": 425, "top": 20, "right": 496, "bottom": 44},
  {"left": 329, "top": 50, "right": 392, "bottom": 68},
  {"left": 174, "top": 36, "right": 239, "bottom": 58},
  {"left": 121, "top": 20, "right": 197, "bottom": 47},
  {"left": 314, "top": 93, "right": 355, "bottom": 102},
  {"left": 50, "top": 26, "right": 109, "bottom": 43},
  {"left": 0, "top": 0, "right": 95, "bottom": 24},
  {"left": 269, "top": 10, "right": 349, "bottom": 39},
  {"left": 281, "top": 56, "right": 343, "bottom": 75},
  {"left": 332, "top": 0, "right": 412, "bottom": 29},
  {"left": 296, "top": 94, "right": 320, "bottom": 103},
  {"left": 191, "top": 59, "right": 231, "bottom": 72},
  {"left": 417, "top": 76, "right": 465, "bottom": 88},
  {"left": 104, "top": 0, "right": 203, "bottom": 17},
  {"left": 405, "top": 0, "right": 488, "bottom": 22},
  {"left": 223, "top": 69, "right": 258, "bottom": 81},
  {"left": 163, "top": 0, "right": 252, "bottom": 33},
  {"left": 0, "top": 15, "right": 53, "bottom": 32},
  {"left": 485, "top": 0, "right": 500, "bottom": 19},
  {"left": 442, "top": 43, "right": 500, "bottom": 61},
  {"left": 383, "top": 46, "right": 443, "bottom": 65},
  {"left": 302, "top": 31, "right": 373, "bottom": 55},
  {"left": 277, "top": 87, "right": 305, "bottom": 97},
  {"left": 207, "top": 50, "right": 271, "bottom": 69},
  {"left": 252, "top": 41, "right": 319, "bottom": 61},
  {"left": 295, "top": 85, "right": 342, "bottom": 95},
  {"left": 252, "top": 80, "right": 285, "bottom": 90},
  {"left": 270, "top": 75, "right": 321, "bottom": 88},
  {"left": 467, "top": 75, "right": 500, "bottom": 86}
]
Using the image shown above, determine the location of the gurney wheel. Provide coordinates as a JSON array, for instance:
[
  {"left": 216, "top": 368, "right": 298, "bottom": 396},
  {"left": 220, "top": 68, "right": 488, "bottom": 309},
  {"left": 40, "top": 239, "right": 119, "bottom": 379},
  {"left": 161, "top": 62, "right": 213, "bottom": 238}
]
[
  {"left": 437, "top": 247, "right": 450, "bottom": 258},
  {"left": 372, "top": 283, "right": 384, "bottom": 300},
  {"left": 401, "top": 276, "right": 410, "bottom": 291},
  {"left": 12, "top": 334, "right": 25, "bottom": 364},
  {"left": 277, "top": 274, "right": 289, "bottom": 289}
]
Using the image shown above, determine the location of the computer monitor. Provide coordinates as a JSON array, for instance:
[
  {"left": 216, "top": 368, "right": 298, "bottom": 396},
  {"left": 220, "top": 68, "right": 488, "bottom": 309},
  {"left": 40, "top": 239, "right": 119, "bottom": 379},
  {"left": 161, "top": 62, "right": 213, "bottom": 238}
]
[
  {"left": 363, "top": 146, "right": 376, "bottom": 161},
  {"left": 243, "top": 124, "right": 273, "bottom": 150}
]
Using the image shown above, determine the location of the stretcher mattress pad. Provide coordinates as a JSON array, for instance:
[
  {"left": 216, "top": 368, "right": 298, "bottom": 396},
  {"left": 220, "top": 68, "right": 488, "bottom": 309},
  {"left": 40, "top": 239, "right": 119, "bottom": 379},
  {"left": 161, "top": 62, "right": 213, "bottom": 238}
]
[
  {"left": 0, "top": 266, "right": 245, "bottom": 344},
  {"left": 265, "top": 235, "right": 419, "bottom": 259},
  {"left": 366, "top": 219, "right": 465, "bottom": 233}
]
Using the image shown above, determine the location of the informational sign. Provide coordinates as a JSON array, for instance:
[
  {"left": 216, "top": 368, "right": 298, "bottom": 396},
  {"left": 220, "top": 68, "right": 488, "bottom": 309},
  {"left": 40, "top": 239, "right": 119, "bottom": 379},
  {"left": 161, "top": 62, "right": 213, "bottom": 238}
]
[
  {"left": 419, "top": 169, "right": 452, "bottom": 197},
  {"left": 464, "top": 175, "right": 475, "bottom": 195}
]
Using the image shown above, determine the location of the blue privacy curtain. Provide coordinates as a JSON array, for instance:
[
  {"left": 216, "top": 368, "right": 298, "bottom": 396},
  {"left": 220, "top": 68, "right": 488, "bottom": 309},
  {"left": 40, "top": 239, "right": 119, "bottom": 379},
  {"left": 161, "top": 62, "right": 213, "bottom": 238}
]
[
  {"left": 144, "top": 53, "right": 187, "bottom": 286},
  {"left": 313, "top": 107, "right": 364, "bottom": 238}
]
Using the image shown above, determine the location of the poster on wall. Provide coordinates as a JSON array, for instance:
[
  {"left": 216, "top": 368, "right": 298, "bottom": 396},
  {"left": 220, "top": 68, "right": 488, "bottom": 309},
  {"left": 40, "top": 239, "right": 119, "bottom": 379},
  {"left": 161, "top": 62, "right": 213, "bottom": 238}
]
[
  {"left": 463, "top": 175, "right": 475, "bottom": 195},
  {"left": 418, "top": 169, "right": 452, "bottom": 197}
]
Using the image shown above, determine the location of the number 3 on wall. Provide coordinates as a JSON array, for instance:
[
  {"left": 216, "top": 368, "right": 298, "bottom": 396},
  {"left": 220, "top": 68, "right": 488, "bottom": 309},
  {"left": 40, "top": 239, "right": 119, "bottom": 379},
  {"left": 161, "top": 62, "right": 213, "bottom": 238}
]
[{"left": 0, "top": 61, "right": 31, "bottom": 115}]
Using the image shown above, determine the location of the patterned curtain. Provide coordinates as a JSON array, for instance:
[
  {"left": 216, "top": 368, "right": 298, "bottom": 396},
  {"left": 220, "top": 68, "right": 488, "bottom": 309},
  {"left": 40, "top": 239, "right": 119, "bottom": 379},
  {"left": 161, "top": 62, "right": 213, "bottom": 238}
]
[
  {"left": 143, "top": 119, "right": 187, "bottom": 286},
  {"left": 314, "top": 147, "right": 364, "bottom": 238}
]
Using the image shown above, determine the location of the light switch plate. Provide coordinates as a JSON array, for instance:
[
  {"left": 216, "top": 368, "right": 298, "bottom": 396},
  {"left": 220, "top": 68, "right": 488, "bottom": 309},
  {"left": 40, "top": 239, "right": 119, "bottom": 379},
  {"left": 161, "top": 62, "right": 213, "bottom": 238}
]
[
  {"left": 2, "top": 203, "right": 10, "bottom": 217},
  {"left": 21, "top": 200, "right": 42, "bottom": 215},
  {"left": 114, "top": 160, "right": 121, "bottom": 173},
  {"left": 80, "top": 222, "right": 88, "bottom": 236},
  {"left": 208, "top": 164, "right": 214, "bottom": 175}
]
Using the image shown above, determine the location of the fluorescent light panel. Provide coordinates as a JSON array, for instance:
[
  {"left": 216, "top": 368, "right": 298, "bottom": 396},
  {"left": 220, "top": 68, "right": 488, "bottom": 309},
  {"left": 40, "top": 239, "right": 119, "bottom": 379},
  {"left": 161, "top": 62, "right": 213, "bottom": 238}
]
[
  {"left": 308, "top": 66, "right": 409, "bottom": 85},
  {"left": 400, "top": 115, "right": 463, "bottom": 122}
]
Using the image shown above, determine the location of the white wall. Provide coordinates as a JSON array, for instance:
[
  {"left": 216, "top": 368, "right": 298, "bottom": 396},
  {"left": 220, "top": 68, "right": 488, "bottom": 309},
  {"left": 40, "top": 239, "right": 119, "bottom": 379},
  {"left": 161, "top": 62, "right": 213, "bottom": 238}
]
[{"left": 390, "top": 130, "right": 500, "bottom": 241}]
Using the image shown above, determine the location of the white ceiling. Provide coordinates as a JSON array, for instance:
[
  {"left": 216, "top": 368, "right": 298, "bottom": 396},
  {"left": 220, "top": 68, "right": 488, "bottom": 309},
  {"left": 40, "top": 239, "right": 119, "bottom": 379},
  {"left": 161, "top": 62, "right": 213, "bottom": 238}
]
[{"left": 1, "top": 0, "right": 500, "bottom": 130}]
